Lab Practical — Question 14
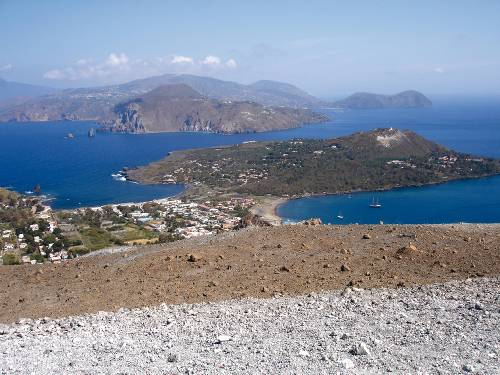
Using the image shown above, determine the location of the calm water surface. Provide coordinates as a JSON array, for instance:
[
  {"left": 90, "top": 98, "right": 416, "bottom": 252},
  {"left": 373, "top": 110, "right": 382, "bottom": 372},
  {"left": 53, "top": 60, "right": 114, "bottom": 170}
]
[
  {"left": 0, "top": 96, "right": 499, "bottom": 219},
  {"left": 278, "top": 96, "right": 500, "bottom": 224},
  {"left": 277, "top": 176, "right": 500, "bottom": 224}
]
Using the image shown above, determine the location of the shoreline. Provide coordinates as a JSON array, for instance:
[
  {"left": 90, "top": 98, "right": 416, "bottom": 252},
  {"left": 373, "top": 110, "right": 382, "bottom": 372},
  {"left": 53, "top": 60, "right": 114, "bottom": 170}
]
[
  {"left": 250, "top": 196, "right": 287, "bottom": 225},
  {"left": 269, "top": 172, "right": 500, "bottom": 223}
]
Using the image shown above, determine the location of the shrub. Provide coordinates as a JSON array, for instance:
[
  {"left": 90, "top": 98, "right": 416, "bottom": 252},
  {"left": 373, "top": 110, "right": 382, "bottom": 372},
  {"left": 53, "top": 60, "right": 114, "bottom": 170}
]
[
  {"left": 30, "top": 252, "right": 44, "bottom": 263},
  {"left": 158, "top": 233, "right": 177, "bottom": 243},
  {"left": 2, "top": 252, "right": 21, "bottom": 265}
]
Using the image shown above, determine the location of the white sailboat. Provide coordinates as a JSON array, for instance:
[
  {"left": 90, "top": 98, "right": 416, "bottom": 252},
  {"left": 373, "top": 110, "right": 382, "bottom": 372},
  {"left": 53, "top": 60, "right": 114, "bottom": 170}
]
[
  {"left": 337, "top": 211, "right": 344, "bottom": 219},
  {"left": 369, "top": 197, "right": 382, "bottom": 208}
]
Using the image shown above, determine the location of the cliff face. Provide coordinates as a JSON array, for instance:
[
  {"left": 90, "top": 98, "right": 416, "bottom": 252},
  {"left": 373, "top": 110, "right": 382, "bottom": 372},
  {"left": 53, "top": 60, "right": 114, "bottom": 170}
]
[
  {"left": 102, "top": 84, "right": 328, "bottom": 134},
  {"left": 333, "top": 90, "right": 432, "bottom": 109}
]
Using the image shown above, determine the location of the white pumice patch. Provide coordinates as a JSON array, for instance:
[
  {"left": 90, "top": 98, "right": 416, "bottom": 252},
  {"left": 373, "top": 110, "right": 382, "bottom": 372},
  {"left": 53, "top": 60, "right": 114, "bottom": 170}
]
[{"left": 1, "top": 277, "right": 499, "bottom": 374}]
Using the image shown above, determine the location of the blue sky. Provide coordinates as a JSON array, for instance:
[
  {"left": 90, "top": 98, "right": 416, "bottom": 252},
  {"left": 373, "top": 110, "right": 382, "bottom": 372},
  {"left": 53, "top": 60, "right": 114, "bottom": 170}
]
[{"left": 1, "top": 0, "right": 499, "bottom": 96}]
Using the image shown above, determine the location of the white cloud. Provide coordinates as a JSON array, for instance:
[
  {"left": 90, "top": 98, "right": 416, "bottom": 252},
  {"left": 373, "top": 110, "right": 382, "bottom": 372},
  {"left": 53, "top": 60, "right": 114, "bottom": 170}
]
[
  {"left": 43, "top": 69, "right": 66, "bottom": 79},
  {"left": 226, "top": 58, "right": 237, "bottom": 68},
  {"left": 0, "top": 64, "right": 13, "bottom": 72},
  {"left": 171, "top": 55, "right": 194, "bottom": 65},
  {"left": 43, "top": 52, "right": 132, "bottom": 81},
  {"left": 202, "top": 55, "right": 221, "bottom": 66},
  {"left": 105, "top": 53, "right": 129, "bottom": 67},
  {"left": 43, "top": 53, "right": 238, "bottom": 82},
  {"left": 434, "top": 67, "right": 445, "bottom": 74},
  {"left": 199, "top": 56, "right": 237, "bottom": 70}
]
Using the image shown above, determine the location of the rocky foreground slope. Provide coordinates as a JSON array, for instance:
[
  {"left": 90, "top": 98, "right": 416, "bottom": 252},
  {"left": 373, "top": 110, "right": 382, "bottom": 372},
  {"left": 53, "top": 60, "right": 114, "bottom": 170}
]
[
  {"left": 0, "top": 224, "right": 499, "bottom": 374},
  {"left": 1, "top": 277, "right": 498, "bottom": 374},
  {"left": 1, "top": 224, "right": 499, "bottom": 322}
]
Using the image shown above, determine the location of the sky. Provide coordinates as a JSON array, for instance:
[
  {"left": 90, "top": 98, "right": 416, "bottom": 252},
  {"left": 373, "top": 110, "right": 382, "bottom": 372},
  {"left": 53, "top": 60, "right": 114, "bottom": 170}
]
[{"left": 1, "top": 0, "right": 500, "bottom": 97}]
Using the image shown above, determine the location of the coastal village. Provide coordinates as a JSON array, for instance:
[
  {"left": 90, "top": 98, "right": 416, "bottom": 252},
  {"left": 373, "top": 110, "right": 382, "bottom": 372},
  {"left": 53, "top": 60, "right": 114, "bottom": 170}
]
[{"left": 0, "top": 190, "right": 254, "bottom": 265}]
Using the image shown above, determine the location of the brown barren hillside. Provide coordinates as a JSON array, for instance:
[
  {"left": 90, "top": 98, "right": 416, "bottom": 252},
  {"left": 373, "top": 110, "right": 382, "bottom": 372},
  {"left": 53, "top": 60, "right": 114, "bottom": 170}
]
[{"left": 1, "top": 223, "right": 499, "bottom": 323}]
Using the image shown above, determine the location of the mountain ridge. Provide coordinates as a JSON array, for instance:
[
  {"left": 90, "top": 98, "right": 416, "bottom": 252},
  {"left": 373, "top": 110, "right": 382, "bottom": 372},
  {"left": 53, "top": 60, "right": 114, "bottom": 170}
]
[
  {"left": 0, "top": 74, "right": 325, "bottom": 124},
  {"left": 102, "top": 84, "right": 328, "bottom": 134}
]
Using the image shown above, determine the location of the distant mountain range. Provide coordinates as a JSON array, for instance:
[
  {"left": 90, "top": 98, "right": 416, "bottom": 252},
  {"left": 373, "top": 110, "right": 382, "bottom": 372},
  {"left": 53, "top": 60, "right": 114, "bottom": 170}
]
[
  {"left": 0, "top": 74, "right": 432, "bottom": 134},
  {"left": 0, "top": 74, "right": 326, "bottom": 124},
  {"left": 0, "top": 78, "right": 58, "bottom": 102},
  {"left": 332, "top": 90, "right": 432, "bottom": 109},
  {"left": 102, "top": 84, "right": 327, "bottom": 134}
]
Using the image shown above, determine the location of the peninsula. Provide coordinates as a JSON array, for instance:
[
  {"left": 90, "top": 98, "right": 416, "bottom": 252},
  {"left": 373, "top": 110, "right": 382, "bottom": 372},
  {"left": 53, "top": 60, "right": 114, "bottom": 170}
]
[{"left": 125, "top": 128, "right": 500, "bottom": 197}]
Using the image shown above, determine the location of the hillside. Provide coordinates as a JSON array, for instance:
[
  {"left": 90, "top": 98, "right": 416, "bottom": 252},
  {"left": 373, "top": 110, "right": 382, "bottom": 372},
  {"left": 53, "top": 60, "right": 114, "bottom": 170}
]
[
  {"left": 1, "top": 223, "right": 499, "bottom": 373},
  {"left": 0, "top": 74, "right": 325, "bottom": 123},
  {"left": 125, "top": 128, "right": 500, "bottom": 196},
  {"left": 102, "top": 84, "right": 328, "bottom": 134},
  {"left": 1, "top": 223, "right": 499, "bottom": 323},
  {"left": 0, "top": 187, "right": 19, "bottom": 203},
  {"left": 333, "top": 90, "right": 432, "bottom": 109}
]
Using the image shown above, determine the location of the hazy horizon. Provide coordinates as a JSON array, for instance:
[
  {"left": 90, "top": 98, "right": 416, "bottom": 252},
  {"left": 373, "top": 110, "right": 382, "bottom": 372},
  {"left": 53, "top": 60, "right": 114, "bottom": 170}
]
[{"left": 1, "top": 0, "right": 500, "bottom": 97}]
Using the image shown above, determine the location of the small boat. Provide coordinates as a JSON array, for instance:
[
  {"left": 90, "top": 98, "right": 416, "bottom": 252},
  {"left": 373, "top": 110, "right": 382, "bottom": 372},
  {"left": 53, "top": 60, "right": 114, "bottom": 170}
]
[
  {"left": 369, "top": 197, "right": 382, "bottom": 208},
  {"left": 66, "top": 133, "right": 75, "bottom": 139},
  {"left": 88, "top": 128, "right": 96, "bottom": 137},
  {"left": 337, "top": 211, "right": 344, "bottom": 219}
]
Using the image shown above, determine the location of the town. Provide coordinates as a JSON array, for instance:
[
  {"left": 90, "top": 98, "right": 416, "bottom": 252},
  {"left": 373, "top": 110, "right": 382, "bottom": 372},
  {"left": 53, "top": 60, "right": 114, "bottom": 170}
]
[{"left": 0, "top": 188, "right": 254, "bottom": 265}]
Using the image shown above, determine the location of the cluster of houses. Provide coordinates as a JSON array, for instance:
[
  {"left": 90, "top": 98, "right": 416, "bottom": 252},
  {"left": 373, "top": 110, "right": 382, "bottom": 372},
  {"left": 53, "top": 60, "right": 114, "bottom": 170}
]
[
  {"left": 237, "top": 169, "right": 269, "bottom": 185},
  {"left": 436, "top": 155, "right": 459, "bottom": 167},
  {"left": 107, "top": 197, "right": 254, "bottom": 239},
  {"left": 1, "top": 194, "right": 257, "bottom": 265},
  {"left": 386, "top": 159, "right": 417, "bottom": 169},
  {"left": 0, "top": 203, "right": 69, "bottom": 264}
]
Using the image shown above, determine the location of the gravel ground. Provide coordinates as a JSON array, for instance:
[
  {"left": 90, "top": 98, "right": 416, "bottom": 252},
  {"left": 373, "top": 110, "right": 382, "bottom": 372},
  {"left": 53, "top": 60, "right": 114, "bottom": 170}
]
[{"left": 1, "top": 277, "right": 499, "bottom": 374}]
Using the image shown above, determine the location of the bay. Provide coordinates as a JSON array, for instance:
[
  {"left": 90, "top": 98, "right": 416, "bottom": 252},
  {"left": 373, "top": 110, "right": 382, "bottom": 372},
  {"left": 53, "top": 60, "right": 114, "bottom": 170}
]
[{"left": 0, "top": 96, "right": 499, "bottom": 218}]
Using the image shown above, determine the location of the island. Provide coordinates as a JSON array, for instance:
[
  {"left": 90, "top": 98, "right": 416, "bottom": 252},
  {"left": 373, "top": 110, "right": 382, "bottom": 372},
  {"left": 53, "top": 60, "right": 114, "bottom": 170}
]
[
  {"left": 125, "top": 128, "right": 500, "bottom": 197},
  {"left": 0, "top": 74, "right": 327, "bottom": 129},
  {"left": 333, "top": 90, "right": 432, "bottom": 109},
  {"left": 100, "top": 84, "right": 328, "bottom": 134}
]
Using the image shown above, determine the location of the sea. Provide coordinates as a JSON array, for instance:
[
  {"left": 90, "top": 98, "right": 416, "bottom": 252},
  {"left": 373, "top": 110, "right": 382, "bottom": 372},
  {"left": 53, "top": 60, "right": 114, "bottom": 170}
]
[{"left": 0, "top": 95, "right": 499, "bottom": 224}]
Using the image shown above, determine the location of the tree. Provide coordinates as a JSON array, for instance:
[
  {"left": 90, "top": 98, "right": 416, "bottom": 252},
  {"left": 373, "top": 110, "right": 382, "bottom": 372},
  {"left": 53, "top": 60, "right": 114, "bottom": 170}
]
[
  {"left": 43, "top": 234, "right": 57, "bottom": 246},
  {"left": 38, "top": 220, "right": 50, "bottom": 232},
  {"left": 30, "top": 252, "right": 44, "bottom": 263},
  {"left": 158, "top": 233, "right": 178, "bottom": 243}
]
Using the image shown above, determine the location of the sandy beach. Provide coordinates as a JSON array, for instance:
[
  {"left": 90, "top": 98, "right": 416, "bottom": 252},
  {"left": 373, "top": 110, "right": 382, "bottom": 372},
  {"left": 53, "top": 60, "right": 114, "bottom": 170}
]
[{"left": 250, "top": 196, "right": 287, "bottom": 225}]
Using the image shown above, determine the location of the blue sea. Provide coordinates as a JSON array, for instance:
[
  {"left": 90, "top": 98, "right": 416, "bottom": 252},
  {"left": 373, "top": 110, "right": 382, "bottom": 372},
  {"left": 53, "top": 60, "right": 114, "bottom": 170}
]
[{"left": 0, "top": 95, "right": 499, "bottom": 223}]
